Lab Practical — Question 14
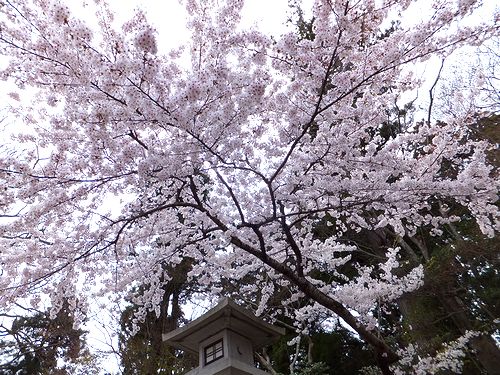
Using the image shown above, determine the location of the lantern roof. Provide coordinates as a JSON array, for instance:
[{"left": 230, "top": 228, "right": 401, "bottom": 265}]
[{"left": 162, "top": 298, "right": 285, "bottom": 354}]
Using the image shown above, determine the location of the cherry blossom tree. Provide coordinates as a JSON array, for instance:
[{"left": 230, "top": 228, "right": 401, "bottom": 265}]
[{"left": 0, "top": 0, "right": 498, "bottom": 373}]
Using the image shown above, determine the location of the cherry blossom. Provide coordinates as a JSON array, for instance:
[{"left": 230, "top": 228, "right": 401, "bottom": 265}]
[{"left": 0, "top": 0, "right": 498, "bottom": 373}]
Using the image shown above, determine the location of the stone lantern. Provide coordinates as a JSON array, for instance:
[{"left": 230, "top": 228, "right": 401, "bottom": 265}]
[{"left": 162, "top": 298, "right": 285, "bottom": 375}]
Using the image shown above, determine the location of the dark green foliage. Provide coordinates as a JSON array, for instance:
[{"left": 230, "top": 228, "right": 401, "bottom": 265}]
[
  {"left": 471, "top": 113, "right": 500, "bottom": 167},
  {"left": 287, "top": 0, "right": 315, "bottom": 41},
  {"left": 266, "top": 329, "right": 375, "bottom": 375},
  {"left": 311, "top": 331, "right": 375, "bottom": 374},
  {"left": 0, "top": 302, "right": 87, "bottom": 375},
  {"left": 118, "top": 259, "right": 198, "bottom": 375},
  {"left": 294, "top": 362, "right": 330, "bottom": 375}
]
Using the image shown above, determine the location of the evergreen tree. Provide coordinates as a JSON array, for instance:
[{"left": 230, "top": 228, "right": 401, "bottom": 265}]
[
  {"left": 118, "top": 259, "right": 198, "bottom": 375},
  {"left": 0, "top": 301, "right": 89, "bottom": 375}
]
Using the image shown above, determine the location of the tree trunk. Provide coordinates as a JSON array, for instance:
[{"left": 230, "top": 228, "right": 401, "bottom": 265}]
[
  {"left": 469, "top": 335, "right": 500, "bottom": 375},
  {"left": 438, "top": 292, "right": 500, "bottom": 375}
]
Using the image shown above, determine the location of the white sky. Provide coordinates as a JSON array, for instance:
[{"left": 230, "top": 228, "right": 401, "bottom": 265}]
[{"left": 114, "top": 0, "right": 299, "bottom": 45}]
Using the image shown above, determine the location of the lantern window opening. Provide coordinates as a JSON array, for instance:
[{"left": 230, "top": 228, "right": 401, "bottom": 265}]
[{"left": 204, "top": 338, "right": 224, "bottom": 365}]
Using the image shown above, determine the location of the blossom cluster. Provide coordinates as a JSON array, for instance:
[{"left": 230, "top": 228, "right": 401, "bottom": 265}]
[
  {"left": 52, "top": 4, "right": 70, "bottom": 24},
  {"left": 394, "top": 331, "right": 479, "bottom": 374},
  {"left": 134, "top": 28, "right": 157, "bottom": 54}
]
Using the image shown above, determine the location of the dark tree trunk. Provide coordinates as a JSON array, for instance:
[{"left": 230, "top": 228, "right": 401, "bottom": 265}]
[{"left": 438, "top": 293, "right": 500, "bottom": 375}]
